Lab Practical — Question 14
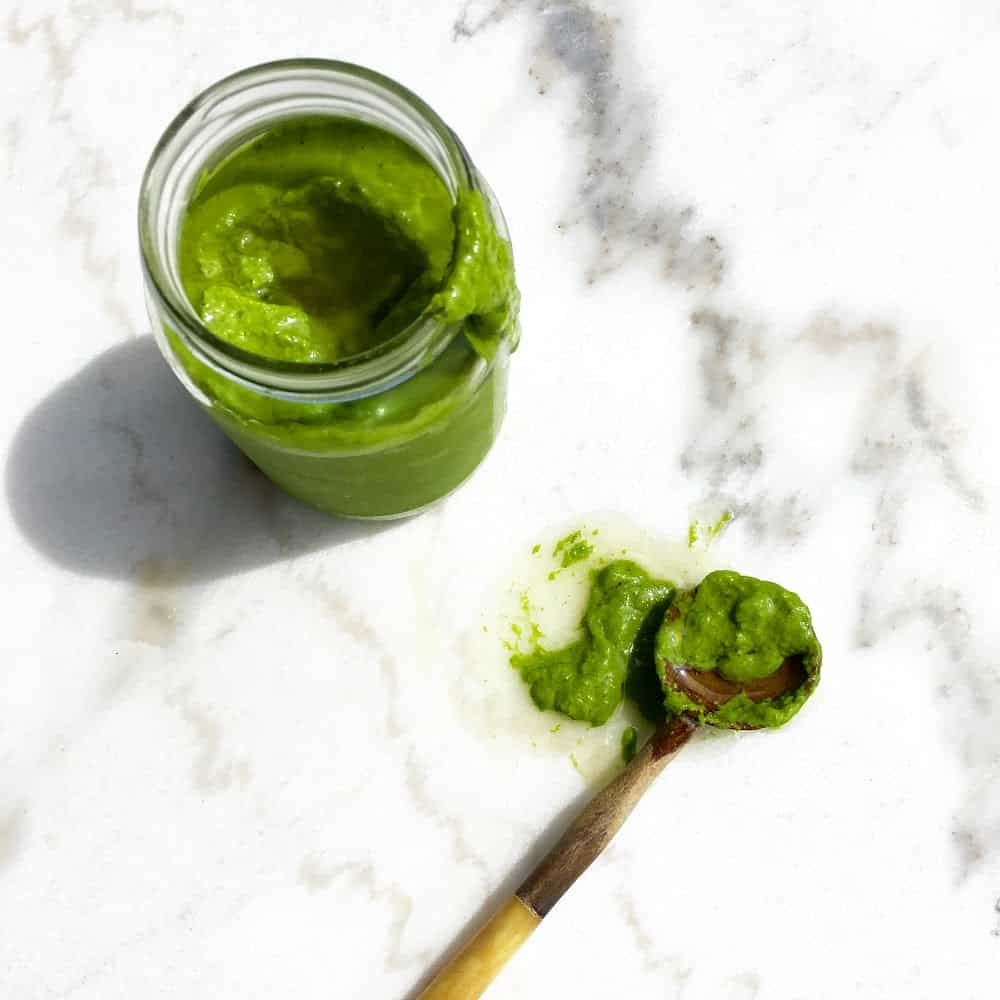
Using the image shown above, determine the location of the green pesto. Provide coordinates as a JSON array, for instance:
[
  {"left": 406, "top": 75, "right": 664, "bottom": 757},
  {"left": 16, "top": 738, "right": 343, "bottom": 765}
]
[
  {"left": 513, "top": 562, "right": 820, "bottom": 732},
  {"left": 180, "top": 118, "right": 517, "bottom": 365},
  {"left": 713, "top": 510, "right": 734, "bottom": 536},
  {"left": 621, "top": 726, "right": 638, "bottom": 764},
  {"left": 687, "top": 511, "right": 733, "bottom": 549},
  {"left": 171, "top": 117, "right": 519, "bottom": 517},
  {"left": 622, "top": 587, "right": 672, "bottom": 725},
  {"left": 519, "top": 592, "right": 544, "bottom": 647},
  {"left": 655, "top": 570, "right": 821, "bottom": 729},
  {"left": 552, "top": 529, "right": 594, "bottom": 569},
  {"left": 511, "top": 561, "right": 675, "bottom": 726}
]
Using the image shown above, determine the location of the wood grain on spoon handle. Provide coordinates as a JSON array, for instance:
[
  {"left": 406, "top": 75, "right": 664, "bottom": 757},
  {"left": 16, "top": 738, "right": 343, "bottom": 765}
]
[{"left": 517, "top": 713, "right": 697, "bottom": 917}]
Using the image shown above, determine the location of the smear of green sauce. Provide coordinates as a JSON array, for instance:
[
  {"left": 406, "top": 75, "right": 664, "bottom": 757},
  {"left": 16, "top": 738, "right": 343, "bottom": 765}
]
[
  {"left": 621, "top": 726, "right": 638, "bottom": 763},
  {"left": 512, "top": 560, "right": 820, "bottom": 732},
  {"left": 553, "top": 530, "right": 594, "bottom": 569},
  {"left": 687, "top": 511, "right": 733, "bottom": 549},
  {"left": 518, "top": 592, "right": 544, "bottom": 647},
  {"left": 511, "top": 561, "right": 675, "bottom": 726}
]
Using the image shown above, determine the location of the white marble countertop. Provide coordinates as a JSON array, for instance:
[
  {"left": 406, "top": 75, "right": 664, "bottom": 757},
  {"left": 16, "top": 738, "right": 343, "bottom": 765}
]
[{"left": 3, "top": 1, "right": 999, "bottom": 997}]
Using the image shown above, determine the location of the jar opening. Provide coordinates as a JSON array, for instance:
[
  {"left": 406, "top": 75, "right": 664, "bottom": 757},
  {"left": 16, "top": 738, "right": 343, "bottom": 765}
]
[{"left": 139, "top": 59, "right": 477, "bottom": 402}]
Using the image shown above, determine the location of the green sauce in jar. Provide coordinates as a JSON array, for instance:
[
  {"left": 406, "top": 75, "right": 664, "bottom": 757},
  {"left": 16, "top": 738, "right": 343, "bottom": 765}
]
[{"left": 142, "top": 65, "right": 520, "bottom": 519}]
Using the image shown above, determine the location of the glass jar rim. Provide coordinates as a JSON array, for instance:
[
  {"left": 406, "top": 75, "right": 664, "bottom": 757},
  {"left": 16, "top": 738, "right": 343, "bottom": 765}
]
[{"left": 138, "top": 58, "right": 479, "bottom": 402}]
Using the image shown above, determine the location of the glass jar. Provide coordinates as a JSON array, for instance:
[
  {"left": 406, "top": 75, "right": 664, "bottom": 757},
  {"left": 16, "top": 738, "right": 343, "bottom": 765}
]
[{"left": 139, "top": 59, "right": 518, "bottom": 519}]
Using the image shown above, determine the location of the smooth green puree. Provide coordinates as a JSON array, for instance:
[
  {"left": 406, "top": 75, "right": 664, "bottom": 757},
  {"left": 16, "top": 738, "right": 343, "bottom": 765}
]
[
  {"left": 173, "top": 117, "right": 519, "bottom": 517},
  {"left": 656, "top": 570, "right": 821, "bottom": 729},
  {"left": 513, "top": 563, "right": 820, "bottom": 730},
  {"left": 513, "top": 562, "right": 675, "bottom": 726}
]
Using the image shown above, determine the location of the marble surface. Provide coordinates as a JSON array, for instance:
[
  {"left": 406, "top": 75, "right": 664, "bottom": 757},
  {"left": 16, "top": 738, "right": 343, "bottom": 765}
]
[{"left": 3, "top": 1, "right": 999, "bottom": 997}]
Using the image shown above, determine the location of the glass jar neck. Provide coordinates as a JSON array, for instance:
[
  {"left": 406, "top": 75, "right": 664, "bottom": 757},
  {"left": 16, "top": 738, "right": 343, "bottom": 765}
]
[{"left": 139, "top": 59, "right": 478, "bottom": 403}]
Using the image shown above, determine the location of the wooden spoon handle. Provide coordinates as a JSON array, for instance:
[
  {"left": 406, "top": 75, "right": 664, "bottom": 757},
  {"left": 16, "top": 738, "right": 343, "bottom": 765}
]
[
  {"left": 417, "top": 714, "right": 696, "bottom": 999},
  {"left": 517, "top": 713, "right": 697, "bottom": 916},
  {"left": 417, "top": 896, "right": 539, "bottom": 1000}
]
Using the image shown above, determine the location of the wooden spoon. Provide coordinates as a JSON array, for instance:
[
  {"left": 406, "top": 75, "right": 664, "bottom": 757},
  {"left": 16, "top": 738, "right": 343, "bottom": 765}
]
[{"left": 416, "top": 655, "right": 806, "bottom": 999}]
